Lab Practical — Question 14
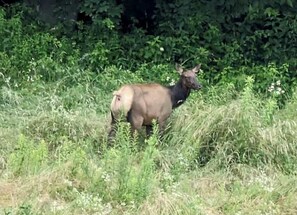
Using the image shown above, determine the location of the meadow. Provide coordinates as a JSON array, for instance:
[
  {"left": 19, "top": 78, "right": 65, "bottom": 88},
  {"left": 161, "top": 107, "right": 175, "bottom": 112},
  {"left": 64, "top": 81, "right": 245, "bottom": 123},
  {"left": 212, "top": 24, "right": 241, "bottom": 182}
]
[{"left": 1, "top": 66, "right": 297, "bottom": 214}]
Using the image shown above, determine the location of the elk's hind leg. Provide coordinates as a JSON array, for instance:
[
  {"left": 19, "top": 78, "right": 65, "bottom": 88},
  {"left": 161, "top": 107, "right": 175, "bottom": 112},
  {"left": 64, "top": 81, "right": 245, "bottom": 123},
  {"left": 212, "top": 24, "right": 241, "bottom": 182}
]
[{"left": 108, "top": 112, "right": 117, "bottom": 144}]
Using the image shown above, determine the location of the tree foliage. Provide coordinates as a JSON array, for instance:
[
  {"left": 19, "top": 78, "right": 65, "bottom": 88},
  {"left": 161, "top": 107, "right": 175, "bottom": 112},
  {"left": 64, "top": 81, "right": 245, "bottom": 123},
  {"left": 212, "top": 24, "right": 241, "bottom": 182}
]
[{"left": 0, "top": 0, "right": 296, "bottom": 93}]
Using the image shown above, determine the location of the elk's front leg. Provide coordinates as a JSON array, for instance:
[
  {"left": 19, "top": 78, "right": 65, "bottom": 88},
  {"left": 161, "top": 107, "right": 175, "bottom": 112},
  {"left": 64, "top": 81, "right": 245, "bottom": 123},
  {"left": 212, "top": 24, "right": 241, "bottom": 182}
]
[
  {"left": 129, "top": 112, "right": 144, "bottom": 137},
  {"left": 146, "top": 125, "right": 153, "bottom": 137}
]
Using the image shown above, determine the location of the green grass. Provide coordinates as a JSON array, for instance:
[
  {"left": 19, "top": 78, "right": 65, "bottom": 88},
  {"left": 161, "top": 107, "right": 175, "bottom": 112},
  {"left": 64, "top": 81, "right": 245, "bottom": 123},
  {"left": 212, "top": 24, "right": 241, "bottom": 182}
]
[{"left": 1, "top": 73, "right": 297, "bottom": 215}]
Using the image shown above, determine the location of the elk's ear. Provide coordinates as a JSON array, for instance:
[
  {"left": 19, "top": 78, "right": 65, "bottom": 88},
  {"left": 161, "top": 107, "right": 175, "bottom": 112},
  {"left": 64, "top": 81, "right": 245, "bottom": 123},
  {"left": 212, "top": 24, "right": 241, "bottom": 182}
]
[
  {"left": 192, "top": 64, "right": 201, "bottom": 73},
  {"left": 175, "top": 64, "right": 184, "bottom": 75}
]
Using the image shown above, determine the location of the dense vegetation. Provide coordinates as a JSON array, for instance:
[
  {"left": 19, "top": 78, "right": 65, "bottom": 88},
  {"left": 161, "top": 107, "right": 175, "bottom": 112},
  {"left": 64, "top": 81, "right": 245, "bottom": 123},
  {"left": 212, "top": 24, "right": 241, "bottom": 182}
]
[{"left": 1, "top": 1, "right": 297, "bottom": 214}]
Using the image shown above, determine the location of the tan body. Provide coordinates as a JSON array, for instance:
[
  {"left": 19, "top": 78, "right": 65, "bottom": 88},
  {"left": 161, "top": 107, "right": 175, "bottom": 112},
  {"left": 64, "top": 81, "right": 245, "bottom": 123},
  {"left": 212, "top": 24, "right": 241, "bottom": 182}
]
[
  {"left": 111, "top": 83, "right": 173, "bottom": 130},
  {"left": 108, "top": 64, "right": 202, "bottom": 141}
]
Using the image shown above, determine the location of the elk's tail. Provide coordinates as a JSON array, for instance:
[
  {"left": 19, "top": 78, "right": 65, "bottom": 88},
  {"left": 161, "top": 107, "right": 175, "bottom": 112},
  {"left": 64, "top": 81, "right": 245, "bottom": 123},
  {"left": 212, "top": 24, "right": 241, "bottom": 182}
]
[{"left": 110, "top": 85, "right": 134, "bottom": 121}]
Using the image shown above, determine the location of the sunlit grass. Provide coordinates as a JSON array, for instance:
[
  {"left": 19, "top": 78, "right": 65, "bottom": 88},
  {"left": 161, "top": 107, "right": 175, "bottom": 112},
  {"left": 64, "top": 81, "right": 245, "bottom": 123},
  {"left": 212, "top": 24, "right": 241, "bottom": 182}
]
[{"left": 1, "top": 76, "right": 297, "bottom": 214}]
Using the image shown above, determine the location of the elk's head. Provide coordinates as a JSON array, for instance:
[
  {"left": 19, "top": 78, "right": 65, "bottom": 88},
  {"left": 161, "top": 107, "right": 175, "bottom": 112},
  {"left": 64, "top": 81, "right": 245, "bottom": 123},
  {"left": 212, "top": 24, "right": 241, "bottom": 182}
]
[{"left": 176, "top": 64, "right": 202, "bottom": 90}]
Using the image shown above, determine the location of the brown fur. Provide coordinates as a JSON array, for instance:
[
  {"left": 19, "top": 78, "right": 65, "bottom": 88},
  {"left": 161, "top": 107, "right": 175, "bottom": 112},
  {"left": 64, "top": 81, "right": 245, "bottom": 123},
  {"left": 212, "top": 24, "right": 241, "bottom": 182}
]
[{"left": 111, "top": 84, "right": 173, "bottom": 130}]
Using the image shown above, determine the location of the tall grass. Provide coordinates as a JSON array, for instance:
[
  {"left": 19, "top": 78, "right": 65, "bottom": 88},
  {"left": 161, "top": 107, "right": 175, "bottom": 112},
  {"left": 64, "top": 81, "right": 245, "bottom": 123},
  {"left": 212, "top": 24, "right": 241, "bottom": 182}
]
[
  {"left": 165, "top": 78, "right": 297, "bottom": 173},
  {"left": 1, "top": 75, "right": 297, "bottom": 214}
]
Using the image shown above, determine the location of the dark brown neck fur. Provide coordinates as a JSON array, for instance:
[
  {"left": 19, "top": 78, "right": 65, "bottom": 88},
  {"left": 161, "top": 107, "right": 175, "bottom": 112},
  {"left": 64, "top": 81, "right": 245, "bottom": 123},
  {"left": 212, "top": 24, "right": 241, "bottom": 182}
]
[{"left": 167, "top": 78, "right": 191, "bottom": 108}]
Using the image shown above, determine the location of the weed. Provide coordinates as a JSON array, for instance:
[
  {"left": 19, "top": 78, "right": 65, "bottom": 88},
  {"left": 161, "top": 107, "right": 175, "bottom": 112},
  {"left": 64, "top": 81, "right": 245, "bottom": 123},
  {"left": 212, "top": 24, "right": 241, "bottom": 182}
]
[
  {"left": 7, "top": 135, "right": 48, "bottom": 176},
  {"left": 1, "top": 74, "right": 297, "bottom": 214}
]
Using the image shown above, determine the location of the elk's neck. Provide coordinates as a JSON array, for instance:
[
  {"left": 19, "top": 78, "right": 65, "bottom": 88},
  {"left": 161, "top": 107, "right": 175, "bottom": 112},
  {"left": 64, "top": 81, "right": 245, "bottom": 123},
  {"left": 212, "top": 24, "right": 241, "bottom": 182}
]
[{"left": 168, "top": 79, "right": 191, "bottom": 109}]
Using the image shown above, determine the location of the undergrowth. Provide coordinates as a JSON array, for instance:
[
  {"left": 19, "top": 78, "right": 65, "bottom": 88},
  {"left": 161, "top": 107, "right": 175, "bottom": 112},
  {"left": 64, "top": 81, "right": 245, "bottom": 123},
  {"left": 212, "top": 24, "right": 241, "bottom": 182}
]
[{"left": 1, "top": 73, "right": 297, "bottom": 214}]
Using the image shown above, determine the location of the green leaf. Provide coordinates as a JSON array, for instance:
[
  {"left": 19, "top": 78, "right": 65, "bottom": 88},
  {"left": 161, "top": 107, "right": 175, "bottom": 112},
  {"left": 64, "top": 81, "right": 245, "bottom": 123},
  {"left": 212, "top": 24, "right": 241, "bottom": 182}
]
[{"left": 287, "top": 0, "right": 293, "bottom": 7}]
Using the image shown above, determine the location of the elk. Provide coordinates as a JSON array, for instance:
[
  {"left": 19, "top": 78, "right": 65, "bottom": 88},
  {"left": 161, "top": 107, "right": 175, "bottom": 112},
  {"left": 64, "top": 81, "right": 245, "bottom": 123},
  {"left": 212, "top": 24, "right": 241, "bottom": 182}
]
[{"left": 108, "top": 64, "right": 202, "bottom": 141}]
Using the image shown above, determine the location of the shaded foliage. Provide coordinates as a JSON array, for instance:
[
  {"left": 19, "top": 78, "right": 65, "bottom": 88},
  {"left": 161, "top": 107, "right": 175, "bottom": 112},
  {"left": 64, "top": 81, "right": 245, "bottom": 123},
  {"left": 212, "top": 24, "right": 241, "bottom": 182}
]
[{"left": 0, "top": 0, "right": 296, "bottom": 94}]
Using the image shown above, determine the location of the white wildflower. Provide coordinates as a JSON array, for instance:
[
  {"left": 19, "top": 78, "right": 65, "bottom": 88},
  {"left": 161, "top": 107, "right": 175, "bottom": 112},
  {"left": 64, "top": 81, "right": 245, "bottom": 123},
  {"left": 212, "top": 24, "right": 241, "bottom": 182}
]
[
  {"left": 5, "top": 76, "right": 11, "bottom": 84},
  {"left": 268, "top": 80, "right": 286, "bottom": 96},
  {"left": 170, "top": 79, "right": 175, "bottom": 85},
  {"left": 101, "top": 171, "right": 111, "bottom": 182},
  {"left": 160, "top": 47, "right": 164, "bottom": 52},
  {"left": 27, "top": 76, "right": 34, "bottom": 82}
]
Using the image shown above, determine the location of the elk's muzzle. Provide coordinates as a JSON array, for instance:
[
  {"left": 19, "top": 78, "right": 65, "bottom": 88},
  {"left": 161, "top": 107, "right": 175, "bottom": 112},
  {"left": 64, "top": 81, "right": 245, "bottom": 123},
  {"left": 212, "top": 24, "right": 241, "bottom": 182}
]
[{"left": 192, "top": 83, "right": 202, "bottom": 90}]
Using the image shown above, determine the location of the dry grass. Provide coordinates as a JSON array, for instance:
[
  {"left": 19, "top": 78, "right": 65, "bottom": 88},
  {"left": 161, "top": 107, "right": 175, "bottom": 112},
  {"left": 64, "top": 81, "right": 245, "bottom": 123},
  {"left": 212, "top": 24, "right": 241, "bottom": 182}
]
[
  {"left": 139, "top": 188, "right": 200, "bottom": 215},
  {"left": 0, "top": 181, "right": 20, "bottom": 208}
]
